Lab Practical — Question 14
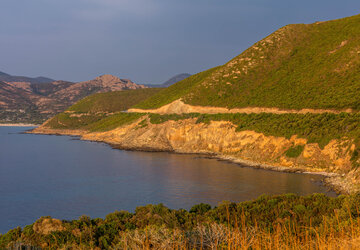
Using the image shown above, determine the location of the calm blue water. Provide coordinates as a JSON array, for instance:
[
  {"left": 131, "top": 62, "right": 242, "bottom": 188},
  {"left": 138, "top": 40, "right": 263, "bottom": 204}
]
[{"left": 0, "top": 126, "right": 336, "bottom": 233}]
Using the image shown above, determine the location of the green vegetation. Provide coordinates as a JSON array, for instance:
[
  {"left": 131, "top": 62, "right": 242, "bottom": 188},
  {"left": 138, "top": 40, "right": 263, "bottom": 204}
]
[
  {"left": 133, "top": 14, "right": 360, "bottom": 111},
  {"left": 286, "top": 145, "right": 305, "bottom": 158},
  {"left": 45, "top": 112, "right": 146, "bottom": 132},
  {"left": 3, "top": 194, "right": 360, "bottom": 249},
  {"left": 87, "top": 113, "right": 145, "bottom": 132},
  {"left": 44, "top": 88, "right": 163, "bottom": 131},
  {"left": 68, "top": 88, "right": 162, "bottom": 113},
  {"left": 135, "top": 118, "right": 148, "bottom": 130},
  {"left": 45, "top": 113, "right": 106, "bottom": 130}
]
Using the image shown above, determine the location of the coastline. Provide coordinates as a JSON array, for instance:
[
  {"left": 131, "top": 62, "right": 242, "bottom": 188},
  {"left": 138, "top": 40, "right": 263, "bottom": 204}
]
[
  {"left": 0, "top": 123, "right": 39, "bottom": 127},
  {"left": 30, "top": 127, "right": 349, "bottom": 195}
]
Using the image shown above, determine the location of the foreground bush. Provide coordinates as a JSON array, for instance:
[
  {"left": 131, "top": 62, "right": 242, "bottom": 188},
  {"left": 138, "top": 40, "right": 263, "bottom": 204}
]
[{"left": 2, "top": 193, "right": 360, "bottom": 249}]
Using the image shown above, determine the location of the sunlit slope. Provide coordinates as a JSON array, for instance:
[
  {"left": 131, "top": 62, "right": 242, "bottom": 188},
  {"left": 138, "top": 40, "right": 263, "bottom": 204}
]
[
  {"left": 135, "top": 14, "right": 360, "bottom": 110},
  {"left": 44, "top": 88, "right": 161, "bottom": 130},
  {"left": 67, "top": 88, "right": 161, "bottom": 113},
  {"left": 133, "top": 67, "right": 220, "bottom": 109}
]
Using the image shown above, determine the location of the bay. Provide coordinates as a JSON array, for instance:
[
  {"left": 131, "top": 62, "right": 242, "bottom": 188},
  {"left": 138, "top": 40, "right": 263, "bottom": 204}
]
[{"left": 0, "top": 126, "right": 336, "bottom": 233}]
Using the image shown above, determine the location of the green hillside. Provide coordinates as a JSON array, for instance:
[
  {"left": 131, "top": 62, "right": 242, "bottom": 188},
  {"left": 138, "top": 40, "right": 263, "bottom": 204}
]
[
  {"left": 67, "top": 88, "right": 162, "bottom": 113},
  {"left": 133, "top": 67, "right": 220, "bottom": 109},
  {"left": 135, "top": 14, "right": 360, "bottom": 110},
  {"left": 44, "top": 88, "right": 161, "bottom": 130}
]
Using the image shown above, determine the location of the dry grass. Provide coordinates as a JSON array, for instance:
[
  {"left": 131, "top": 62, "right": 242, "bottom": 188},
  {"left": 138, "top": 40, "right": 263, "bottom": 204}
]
[{"left": 113, "top": 209, "right": 360, "bottom": 249}]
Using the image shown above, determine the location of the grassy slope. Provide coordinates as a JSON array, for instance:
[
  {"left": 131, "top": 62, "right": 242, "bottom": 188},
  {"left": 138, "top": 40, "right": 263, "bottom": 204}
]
[
  {"left": 44, "top": 89, "right": 161, "bottom": 131},
  {"left": 135, "top": 14, "right": 360, "bottom": 110},
  {"left": 133, "top": 67, "right": 220, "bottom": 109},
  {"left": 68, "top": 88, "right": 162, "bottom": 113}
]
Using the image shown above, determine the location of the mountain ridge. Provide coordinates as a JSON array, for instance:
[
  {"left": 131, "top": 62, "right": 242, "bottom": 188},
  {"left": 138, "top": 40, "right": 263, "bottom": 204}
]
[
  {"left": 144, "top": 73, "right": 192, "bottom": 87},
  {"left": 0, "top": 71, "right": 54, "bottom": 84},
  {"left": 161, "top": 73, "right": 191, "bottom": 87},
  {"left": 0, "top": 74, "right": 146, "bottom": 124}
]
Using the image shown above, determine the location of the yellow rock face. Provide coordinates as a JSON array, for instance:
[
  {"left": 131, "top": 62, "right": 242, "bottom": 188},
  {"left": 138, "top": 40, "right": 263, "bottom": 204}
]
[{"left": 81, "top": 118, "right": 354, "bottom": 174}]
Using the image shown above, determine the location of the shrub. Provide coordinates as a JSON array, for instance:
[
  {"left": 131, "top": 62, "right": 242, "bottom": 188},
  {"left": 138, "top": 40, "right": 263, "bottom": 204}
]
[{"left": 285, "top": 145, "right": 305, "bottom": 158}]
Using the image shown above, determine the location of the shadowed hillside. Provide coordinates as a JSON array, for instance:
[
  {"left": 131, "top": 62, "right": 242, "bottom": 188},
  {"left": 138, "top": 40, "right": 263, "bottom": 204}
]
[
  {"left": 0, "top": 74, "right": 146, "bottom": 124},
  {"left": 0, "top": 71, "right": 54, "bottom": 84}
]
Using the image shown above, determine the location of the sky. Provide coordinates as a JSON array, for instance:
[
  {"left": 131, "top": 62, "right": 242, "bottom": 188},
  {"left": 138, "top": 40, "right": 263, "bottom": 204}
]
[{"left": 1, "top": 0, "right": 360, "bottom": 84}]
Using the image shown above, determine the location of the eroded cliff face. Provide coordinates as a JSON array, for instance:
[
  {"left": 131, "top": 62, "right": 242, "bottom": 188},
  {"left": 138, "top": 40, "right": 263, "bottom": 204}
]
[{"left": 80, "top": 118, "right": 354, "bottom": 174}]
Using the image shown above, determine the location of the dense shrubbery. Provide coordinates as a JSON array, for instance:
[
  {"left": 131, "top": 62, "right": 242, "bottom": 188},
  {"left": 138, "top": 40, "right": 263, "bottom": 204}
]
[
  {"left": 45, "top": 113, "right": 107, "bottom": 130},
  {"left": 286, "top": 145, "right": 305, "bottom": 158},
  {"left": 45, "top": 112, "right": 146, "bottom": 132},
  {"left": 87, "top": 113, "right": 145, "bottom": 132},
  {"left": 2, "top": 194, "right": 360, "bottom": 249}
]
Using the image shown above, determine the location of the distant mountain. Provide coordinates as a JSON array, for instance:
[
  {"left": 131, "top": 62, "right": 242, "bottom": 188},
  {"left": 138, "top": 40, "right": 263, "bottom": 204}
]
[
  {"left": 161, "top": 73, "right": 191, "bottom": 87},
  {"left": 30, "top": 81, "right": 75, "bottom": 96},
  {"left": 0, "top": 71, "right": 54, "bottom": 84},
  {"left": 0, "top": 74, "right": 146, "bottom": 124},
  {"left": 0, "top": 71, "right": 10, "bottom": 77},
  {"left": 145, "top": 73, "right": 192, "bottom": 87},
  {"left": 0, "top": 81, "right": 38, "bottom": 109},
  {"left": 49, "top": 74, "right": 144, "bottom": 101}
]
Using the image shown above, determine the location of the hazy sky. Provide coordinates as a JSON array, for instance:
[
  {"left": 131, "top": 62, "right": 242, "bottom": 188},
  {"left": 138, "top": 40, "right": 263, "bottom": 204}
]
[{"left": 1, "top": 0, "right": 360, "bottom": 84}]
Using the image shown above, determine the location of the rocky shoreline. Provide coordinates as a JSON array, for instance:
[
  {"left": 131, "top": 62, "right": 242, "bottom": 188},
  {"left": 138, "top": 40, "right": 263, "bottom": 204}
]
[
  {"left": 29, "top": 126, "right": 353, "bottom": 195},
  {"left": 0, "top": 123, "right": 39, "bottom": 127}
]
